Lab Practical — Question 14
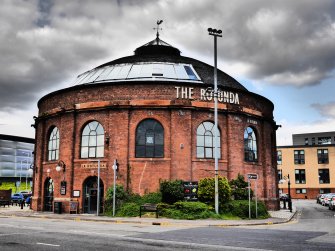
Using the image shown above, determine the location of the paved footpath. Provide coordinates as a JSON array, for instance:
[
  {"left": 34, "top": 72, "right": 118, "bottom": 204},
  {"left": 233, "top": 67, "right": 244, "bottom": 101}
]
[{"left": 0, "top": 204, "right": 296, "bottom": 227}]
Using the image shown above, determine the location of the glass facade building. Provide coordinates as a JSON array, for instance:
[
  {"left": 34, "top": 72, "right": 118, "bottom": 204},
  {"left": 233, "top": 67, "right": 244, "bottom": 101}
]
[{"left": 0, "top": 134, "right": 34, "bottom": 184}]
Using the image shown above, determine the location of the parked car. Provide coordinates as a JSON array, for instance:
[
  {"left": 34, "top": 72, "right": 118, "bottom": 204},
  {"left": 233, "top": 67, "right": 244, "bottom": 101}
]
[
  {"left": 280, "top": 193, "right": 289, "bottom": 201},
  {"left": 320, "top": 193, "right": 327, "bottom": 206},
  {"left": 20, "top": 191, "right": 32, "bottom": 199},
  {"left": 11, "top": 193, "right": 24, "bottom": 203},
  {"left": 322, "top": 193, "right": 335, "bottom": 206},
  {"left": 25, "top": 195, "right": 31, "bottom": 205},
  {"left": 328, "top": 195, "right": 335, "bottom": 211},
  {"left": 316, "top": 194, "right": 323, "bottom": 204}
]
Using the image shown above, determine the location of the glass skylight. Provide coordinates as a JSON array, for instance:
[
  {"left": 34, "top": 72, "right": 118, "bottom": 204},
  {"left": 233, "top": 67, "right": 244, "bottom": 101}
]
[{"left": 74, "top": 62, "right": 202, "bottom": 85}]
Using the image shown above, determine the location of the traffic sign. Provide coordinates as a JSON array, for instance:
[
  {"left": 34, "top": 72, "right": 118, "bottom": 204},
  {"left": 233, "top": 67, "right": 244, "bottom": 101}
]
[{"left": 247, "top": 173, "right": 258, "bottom": 180}]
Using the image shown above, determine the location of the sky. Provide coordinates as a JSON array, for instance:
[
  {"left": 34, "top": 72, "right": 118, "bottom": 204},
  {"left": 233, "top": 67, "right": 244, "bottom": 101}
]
[{"left": 0, "top": 0, "right": 335, "bottom": 146}]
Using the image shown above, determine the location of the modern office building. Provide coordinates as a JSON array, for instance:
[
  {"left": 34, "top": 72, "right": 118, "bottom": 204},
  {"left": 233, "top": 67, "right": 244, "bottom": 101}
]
[
  {"left": 0, "top": 134, "right": 34, "bottom": 191},
  {"left": 277, "top": 132, "right": 335, "bottom": 199},
  {"left": 31, "top": 33, "right": 279, "bottom": 213}
]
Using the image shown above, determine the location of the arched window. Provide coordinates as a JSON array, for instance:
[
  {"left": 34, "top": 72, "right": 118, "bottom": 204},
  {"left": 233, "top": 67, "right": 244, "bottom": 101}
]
[
  {"left": 135, "top": 119, "right": 164, "bottom": 158},
  {"left": 81, "top": 121, "right": 104, "bottom": 158},
  {"left": 48, "top": 127, "right": 59, "bottom": 161},
  {"left": 244, "top": 127, "right": 258, "bottom": 162},
  {"left": 196, "top": 121, "right": 221, "bottom": 159}
]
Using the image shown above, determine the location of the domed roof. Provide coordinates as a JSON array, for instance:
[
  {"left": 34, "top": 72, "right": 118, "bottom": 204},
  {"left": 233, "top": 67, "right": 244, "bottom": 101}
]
[{"left": 73, "top": 37, "right": 247, "bottom": 92}]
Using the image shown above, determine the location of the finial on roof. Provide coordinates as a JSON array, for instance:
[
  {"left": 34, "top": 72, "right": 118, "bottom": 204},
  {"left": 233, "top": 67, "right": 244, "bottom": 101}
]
[{"left": 154, "top": 20, "right": 163, "bottom": 43}]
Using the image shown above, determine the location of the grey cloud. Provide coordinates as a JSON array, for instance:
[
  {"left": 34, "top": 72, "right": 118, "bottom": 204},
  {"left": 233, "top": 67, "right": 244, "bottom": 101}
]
[
  {"left": 35, "top": 0, "right": 54, "bottom": 27},
  {"left": 0, "top": 0, "right": 335, "bottom": 113},
  {"left": 311, "top": 102, "right": 335, "bottom": 119}
]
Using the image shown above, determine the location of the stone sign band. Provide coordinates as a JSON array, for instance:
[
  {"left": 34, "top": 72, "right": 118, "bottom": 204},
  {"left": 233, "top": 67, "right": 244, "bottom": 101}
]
[{"left": 81, "top": 163, "right": 107, "bottom": 169}]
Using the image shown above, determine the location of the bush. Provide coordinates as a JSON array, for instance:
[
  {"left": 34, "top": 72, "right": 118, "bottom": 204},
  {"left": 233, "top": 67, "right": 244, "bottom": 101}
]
[
  {"left": 198, "top": 176, "right": 231, "bottom": 206},
  {"left": 160, "top": 180, "right": 184, "bottom": 204},
  {"left": 229, "top": 174, "right": 253, "bottom": 200},
  {"left": 104, "top": 184, "right": 129, "bottom": 212},
  {"left": 221, "top": 200, "right": 269, "bottom": 219},
  {"left": 141, "top": 192, "right": 162, "bottom": 204},
  {"left": 159, "top": 201, "right": 216, "bottom": 220},
  {"left": 173, "top": 201, "right": 209, "bottom": 214},
  {"left": 115, "top": 203, "right": 140, "bottom": 217}
]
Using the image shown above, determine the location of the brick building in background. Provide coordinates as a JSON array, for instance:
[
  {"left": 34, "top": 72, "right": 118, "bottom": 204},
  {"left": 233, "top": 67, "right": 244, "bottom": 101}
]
[
  {"left": 31, "top": 34, "right": 279, "bottom": 213},
  {"left": 277, "top": 132, "right": 335, "bottom": 199}
]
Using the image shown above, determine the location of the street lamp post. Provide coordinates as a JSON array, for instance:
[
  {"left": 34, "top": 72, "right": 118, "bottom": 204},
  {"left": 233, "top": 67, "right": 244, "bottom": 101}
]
[
  {"left": 287, "top": 174, "right": 292, "bottom": 212},
  {"left": 208, "top": 27, "right": 222, "bottom": 214}
]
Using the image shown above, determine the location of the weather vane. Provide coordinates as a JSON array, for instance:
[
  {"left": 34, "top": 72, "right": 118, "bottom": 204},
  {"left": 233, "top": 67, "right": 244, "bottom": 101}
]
[{"left": 154, "top": 20, "right": 163, "bottom": 41}]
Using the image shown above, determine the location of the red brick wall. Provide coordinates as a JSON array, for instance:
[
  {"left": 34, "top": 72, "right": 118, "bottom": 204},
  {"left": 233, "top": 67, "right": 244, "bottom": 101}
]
[{"left": 32, "top": 83, "right": 279, "bottom": 212}]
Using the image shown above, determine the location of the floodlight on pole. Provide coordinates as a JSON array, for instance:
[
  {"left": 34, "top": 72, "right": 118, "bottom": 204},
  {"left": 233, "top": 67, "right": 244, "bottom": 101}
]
[{"left": 208, "top": 27, "right": 222, "bottom": 214}]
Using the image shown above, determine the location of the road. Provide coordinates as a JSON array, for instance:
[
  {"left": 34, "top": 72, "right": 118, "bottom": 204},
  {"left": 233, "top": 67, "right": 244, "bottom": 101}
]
[{"left": 0, "top": 200, "right": 334, "bottom": 250}]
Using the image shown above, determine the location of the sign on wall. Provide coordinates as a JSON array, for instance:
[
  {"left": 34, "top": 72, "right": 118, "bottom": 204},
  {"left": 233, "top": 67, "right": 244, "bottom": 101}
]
[
  {"left": 60, "top": 181, "right": 66, "bottom": 195},
  {"left": 183, "top": 181, "right": 198, "bottom": 201}
]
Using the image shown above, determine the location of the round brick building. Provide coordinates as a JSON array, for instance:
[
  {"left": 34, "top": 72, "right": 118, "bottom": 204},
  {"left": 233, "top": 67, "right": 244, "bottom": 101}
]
[{"left": 31, "top": 35, "right": 279, "bottom": 213}]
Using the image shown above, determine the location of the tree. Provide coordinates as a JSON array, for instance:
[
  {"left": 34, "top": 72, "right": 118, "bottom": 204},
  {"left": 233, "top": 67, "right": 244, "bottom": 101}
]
[
  {"left": 160, "top": 180, "right": 184, "bottom": 204},
  {"left": 198, "top": 176, "right": 231, "bottom": 206},
  {"left": 229, "top": 173, "right": 253, "bottom": 200}
]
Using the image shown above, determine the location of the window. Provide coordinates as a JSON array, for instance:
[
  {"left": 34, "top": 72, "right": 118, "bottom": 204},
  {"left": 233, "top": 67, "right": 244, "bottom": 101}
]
[
  {"left": 81, "top": 121, "right": 104, "bottom": 158},
  {"left": 312, "top": 137, "right": 315, "bottom": 145},
  {"left": 318, "top": 137, "right": 331, "bottom": 145},
  {"left": 277, "top": 150, "right": 282, "bottom": 165},
  {"left": 296, "top": 188, "right": 307, "bottom": 194},
  {"left": 295, "top": 169, "right": 306, "bottom": 184},
  {"left": 278, "top": 169, "right": 282, "bottom": 182},
  {"left": 304, "top": 138, "right": 308, "bottom": 145},
  {"left": 319, "top": 169, "right": 330, "bottom": 184},
  {"left": 318, "top": 149, "right": 329, "bottom": 164},
  {"left": 294, "top": 150, "right": 305, "bottom": 164},
  {"left": 48, "top": 127, "right": 59, "bottom": 161},
  {"left": 196, "top": 121, "right": 221, "bottom": 159},
  {"left": 135, "top": 119, "right": 164, "bottom": 158},
  {"left": 244, "top": 127, "right": 257, "bottom": 162},
  {"left": 320, "top": 188, "right": 331, "bottom": 194}
]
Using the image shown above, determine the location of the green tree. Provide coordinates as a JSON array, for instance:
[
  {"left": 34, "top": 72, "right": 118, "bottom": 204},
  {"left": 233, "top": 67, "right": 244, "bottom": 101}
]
[
  {"left": 229, "top": 173, "right": 253, "bottom": 200},
  {"left": 104, "top": 184, "right": 129, "bottom": 212},
  {"left": 198, "top": 176, "right": 231, "bottom": 207},
  {"left": 160, "top": 180, "right": 184, "bottom": 204}
]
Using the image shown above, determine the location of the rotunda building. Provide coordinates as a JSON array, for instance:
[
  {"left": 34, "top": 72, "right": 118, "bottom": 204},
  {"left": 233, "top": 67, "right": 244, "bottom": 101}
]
[{"left": 31, "top": 35, "right": 279, "bottom": 213}]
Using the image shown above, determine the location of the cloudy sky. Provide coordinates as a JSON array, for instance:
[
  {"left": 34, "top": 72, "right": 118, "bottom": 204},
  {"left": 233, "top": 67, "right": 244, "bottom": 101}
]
[{"left": 1, "top": 0, "right": 334, "bottom": 145}]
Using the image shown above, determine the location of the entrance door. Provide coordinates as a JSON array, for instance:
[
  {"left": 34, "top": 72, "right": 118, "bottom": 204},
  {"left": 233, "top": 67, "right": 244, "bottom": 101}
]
[
  {"left": 83, "top": 176, "right": 103, "bottom": 214},
  {"left": 44, "top": 178, "right": 54, "bottom": 211}
]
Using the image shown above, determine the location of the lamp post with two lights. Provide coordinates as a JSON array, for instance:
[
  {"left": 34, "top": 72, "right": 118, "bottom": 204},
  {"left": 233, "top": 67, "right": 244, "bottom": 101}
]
[{"left": 208, "top": 27, "right": 222, "bottom": 214}]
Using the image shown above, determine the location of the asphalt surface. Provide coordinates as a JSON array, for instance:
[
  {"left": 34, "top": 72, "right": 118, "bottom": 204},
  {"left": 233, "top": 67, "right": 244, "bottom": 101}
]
[
  {"left": 0, "top": 203, "right": 295, "bottom": 227},
  {"left": 3, "top": 201, "right": 334, "bottom": 250}
]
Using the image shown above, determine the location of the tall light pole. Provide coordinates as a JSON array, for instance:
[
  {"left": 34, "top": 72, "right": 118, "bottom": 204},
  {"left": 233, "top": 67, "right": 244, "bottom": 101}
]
[
  {"left": 287, "top": 174, "right": 292, "bottom": 213},
  {"left": 208, "top": 27, "right": 222, "bottom": 214}
]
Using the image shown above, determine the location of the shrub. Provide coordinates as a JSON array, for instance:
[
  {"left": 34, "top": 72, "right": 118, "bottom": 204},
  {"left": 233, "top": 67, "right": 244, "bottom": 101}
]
[
  {"left": 159, "top": 201, "right": 215, "bottom": 220},
  {"left": 141, "top": 192, "right": 162, "bottom": 204},
  {"left": 115, "top": 203, "right": 139, "bottom": 217},
  {"left": 221, "top": 200, "right": 269, "bottom": 219},
  {"left": 160, "top": 180, "right": 184, "bottom": 204},
  {"left": 229, "top": 174, "right": 253, "bottom": 200},
  {"left": 173, "top": 201, "right": 209, "bottom": 214},
  {"left": 125, "top": 193, "right": 142, "bottom": 204},
  {"left": 104, "top": 184, "right": 129, "bottom": 212},
  {"left": 198, "top": 176, "right": 231, "bottom": 206}
]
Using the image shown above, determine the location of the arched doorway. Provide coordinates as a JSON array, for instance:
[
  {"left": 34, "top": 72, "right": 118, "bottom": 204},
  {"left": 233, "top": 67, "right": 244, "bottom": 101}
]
[
  {"left": 83, "top": 176, "right": 104, "bottom": 214},
  {"left": 44, "top": 178, "right": 54, "bottom": 211}
]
